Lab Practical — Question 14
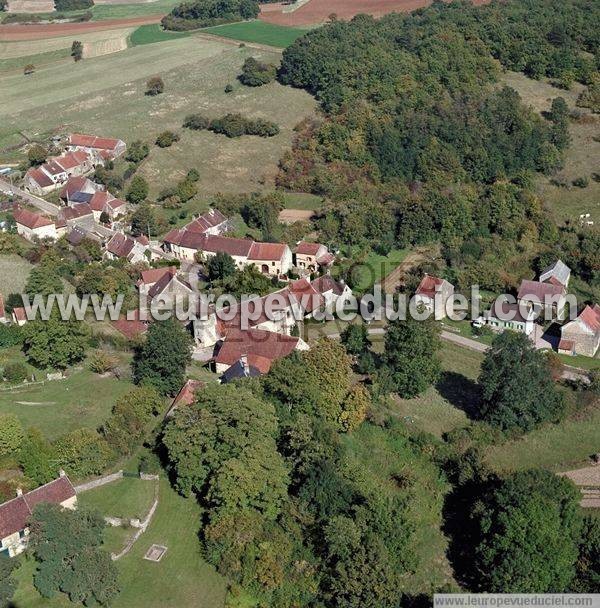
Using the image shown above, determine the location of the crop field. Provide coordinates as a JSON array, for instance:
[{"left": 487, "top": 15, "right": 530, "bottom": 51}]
[
  {"left": 502, "top": 71, "right": 600, "bottom": 223},
  {"left": 6, "top": 0, "right": 55, "bottom": 13},
  {"left": 202, "top": 20, "right": 311, "bottom": 48},
  {"left": 90, "top": 0, "right": 179, "bottom": 20},
  {"left": 0, "top": 36, "right": 315, "bottom": 195}
]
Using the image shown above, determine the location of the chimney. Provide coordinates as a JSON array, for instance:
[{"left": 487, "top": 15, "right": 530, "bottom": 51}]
[
  {"left": 59, "top": 469, "right": 66, "bottom": 478},
  {"left": 241, "top": 353, "right": 249, "bottom": 374},
  {"left": 16, "top": 488, "right": 23, "bottom": 497}
]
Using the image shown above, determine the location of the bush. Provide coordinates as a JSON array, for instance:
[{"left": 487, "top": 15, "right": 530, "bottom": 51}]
[
  {"left": 54, "top": 0, "right": 93, "bottom": 10},
  {"left": 155, "top": 130, "right": 180, "bottom": 148},
  {"left": 126, "top": 140, "right": 149, "bottom": 163},
  {"left": 183, "top": 113, "right": 210, "bottom": 130},
  {"left": 224, "top": 83, "right": 234, "bottom": 93},
  {"left": 0, "top": 324, "right": 23, "bottom": 349},
  {"left": 209, "top": 113, "right": 280, "bottom": 138},
  {"left": 146, "top": 75, "right": 164, "bottom": 96},
  {"left": 53, "top": 428, "right": 114, "bottom": 477},
  {"left": 88, "top": 351, "right": 118, "bottom": 374},
  {"left": 238, "top": 57, "right": 276, "bottom": 87},
  {"left": 139, "top": 451, "right": 162, "bottom": 475},
  {"left": 3, "top": 361, "right": 28, "bottom": 383},
  {"left": 572, "top": 176, "right": 589, "bottom": 188}
]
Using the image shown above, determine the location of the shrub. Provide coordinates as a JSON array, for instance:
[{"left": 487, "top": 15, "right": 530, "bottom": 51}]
[
  {"left": 54, "top": 0, "right": 93, "bottom": 10},
  {"left": 88, "top": 351, "right": 118, "bottom": 374},
  {"left": 238, "top": 57, "right": 276, "bottom": 87},
  {"left": 0, "top": 324, "right": 23, "bottom": 349},
  {"left": 23, "top": 63, "right": 35, "bottom": 75},
  {"left": 183, "top": 113, "right": 210, "bottom": 130},
  {"left": 224, "top": 83, "right": 234, "bottom": 93},
  {"left": 71, "top": 40, "right": 83, "bottom": 62},
  {"left": 209, "top": 113, "right": 279, "bottom": 138},
  {"left": 3, "top": 361, "right": 29, "bottom": 383},
  {"left": 146, "top": 75, "right": 164, "bottom": 96},
  {"left": 126, "top": 140, "right": 149, "bottom": 163},
  {"left": 155, "top": 130, "right": 180, "bottom": 148},
  {"left": 572, "top": 176, "right": 589, "bottom": 188}
]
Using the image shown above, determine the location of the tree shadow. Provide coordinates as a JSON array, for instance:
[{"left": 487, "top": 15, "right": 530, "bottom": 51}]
[{"left": 436, "top": 371, "right": 482, "bottom": 420}]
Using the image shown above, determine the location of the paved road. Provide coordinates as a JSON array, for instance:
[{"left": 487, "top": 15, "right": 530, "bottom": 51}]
[{"left": 0, "top": 178, "right": 60, "bottom": 216}]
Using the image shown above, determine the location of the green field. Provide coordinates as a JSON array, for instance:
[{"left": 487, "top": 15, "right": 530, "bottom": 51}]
[
  {"left": 202, "top": 20, "right": 311, "bottom": 48},
  {"left": 78, "top": 477, "right": 157, "bottom": 520},
  {"left": 0, "top": 36, "right": 315, "bottom": 197},
  {"left": 0, "top": 367, "right": 134, "bottom": 440},
  {"left": 90, "top": 0, "right": 180, "bottom": 21},
  {"left": 0, "top": 48, "right": 71, "bottom": 74},
  {"left": 129, "top": 23, "right": 189, "bottom": 46}
]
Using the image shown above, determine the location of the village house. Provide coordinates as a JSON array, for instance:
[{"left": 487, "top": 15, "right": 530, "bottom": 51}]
[
  {"left": 517, "top": 279, "right": 567, "bottom": 318},
  {"left": 137, "top": 266, "right": 193, "bottom": 307},
  {"left": 13, "top": 207, "right": 57, "bottom": 241},
  {"left": 0, "top": 472, "right": 77, "bottom": 558},
  {"left": 214, "top": 327, "right": 309, "bottom": 376},
  {"left": 23, "top": 151, "right": 92, "bottom": 195},
  {"left": 294, "top": 241, "right": 335, "bottom": 273},
  {"left": 559, "top": 304, "right": 600, "bottom": 357},
  {"left": 477, "top": 299, "right": 535, "bottom": 336},
  {"left": 105, "top": 233, "right": 151, "bottom": 264},
  {"left": 539, "top": 259, "right": 571, "bottom": 288},
  {"left": 247, "top": 242, "right": 293, "bottom": 276},
  {"left": 88, "top": 191, "right": 128, "bottom": 222},
  {"left": 55, "top": 203, "right": 95, "bottom": 237},
  {"left": 11, "top": 307, "right": 28, "bottom": 326},
  {"left": 66, "top": 133, "right": 126, "bottom": 162},
  {"left": 166, "top": 379, "right": 205, "bottom": 417},
  {"left": 414, "top": 274, "right": 455, "bottom": 319},
  {"left": 59, "top": 176, "right": 102, "bottom": 204}
]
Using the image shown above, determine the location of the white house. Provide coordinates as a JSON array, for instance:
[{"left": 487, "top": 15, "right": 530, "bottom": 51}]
[
  {"left": 66, "top": 133, "right": 126, "bottom": 162},
  {"left": 414, "top": 274, "right": 455, "bottom": 320},
  {"left": 13, "top": 207, "right": 57, "bottom": 241},
  {"left": 477, "top": 299, "right": 535, "bottom": 336}
]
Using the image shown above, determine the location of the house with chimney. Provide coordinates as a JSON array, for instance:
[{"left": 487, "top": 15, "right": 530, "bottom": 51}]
[
  {"left": 517, "top": 260, "right": 570, "bottom": 319},
  {"left": 13, "top": 207, "right": 57, "bottom": 241},
  {"left": 137, "top": 266, "right": 193, "bottom": 307},
  {"left": 0, "top": 472, "right": 77, "bottom": 558},
  {"left": 105, "top": 233, "right": 151, "bottom": 264},
  {"left": 66, "top": 133, "right": 126, "bottom": 162},
  {"left": 414, "top": 275, "right": 455, "bottom": 319},
  {"left": 59, "top": 176, "right": 102, "bottom": 204},
  {"left": 559, "top": 304, "right": 600, "bottom": 357}
]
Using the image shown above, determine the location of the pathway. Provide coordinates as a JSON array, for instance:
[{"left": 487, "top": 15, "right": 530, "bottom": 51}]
[{"left": 0, "top": 178, "right": 60, "bottom": 216}]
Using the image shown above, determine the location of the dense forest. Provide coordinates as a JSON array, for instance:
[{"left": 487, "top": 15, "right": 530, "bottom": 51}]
[
  {"left": 162, "top": 0, "right": 260, "bottom": 30},
  {"left": 277, "top": 0, "right": 600, "bottom": 294}
]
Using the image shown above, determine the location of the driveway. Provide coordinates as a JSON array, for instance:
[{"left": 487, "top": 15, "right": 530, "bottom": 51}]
[{"left": 0, "top": 178, "right": 60, "bottom": 216}]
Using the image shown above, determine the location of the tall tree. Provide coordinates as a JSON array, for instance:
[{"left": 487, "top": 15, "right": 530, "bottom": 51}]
[
  {"left": 126, "top": 175, "right": 149, "bottom": 204},
  {"left": 207, "top": 251, "right": 236, "bottom": 281},
  {"left": 0, "top": 413, "right": 24, "bottom": 457},
  {"left": 572, "top": 516, "right": 600, "bottom": 592},
  {"left": 29, "top": 504, "right": 119, "bottom": 605},
  {"left": 472, "top": 469, "right": 581, "bottom": 592},
  {"left": 132, "top": 318, "right": 191, "bottom": 396},
  {"left": 478, "top": 331, "right": 565, "bottom": 433},
  {"left": 382, "top": 316, "right": 441, "bottom": 398},
  {"left": 18, "top": 428, "right": 57, "bottom": 485},
  {"left": 0, "top": 553, "right": 17, "bottom": 608}
]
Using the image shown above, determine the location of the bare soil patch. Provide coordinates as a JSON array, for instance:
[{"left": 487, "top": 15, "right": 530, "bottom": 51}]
[
  {"left": 0, "top": 14, "right": 161, "bottom": 41},
  {"left": 6, "top": 0, "right": 55, "bottom": 13},
  {"left": 278, "top": 208, "right": 314, "bottom": 224},
  {"left": 259, "top": 0, "right": 489, "bottom": 26}
]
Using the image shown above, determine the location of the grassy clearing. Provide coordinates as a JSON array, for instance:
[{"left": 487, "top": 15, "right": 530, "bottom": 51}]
[
  {"left": 90, "top": 0, "right": 179, "bottom": 21},
  {"left": 484, "top": 396, "right": 600, "bottom": 473},
  {"left": 391, "top": 341, "right": 483, "bottom": 438},
  {"left": 0, "top": 48, "right": 71, "bottom": 73},
  {"left": 0, "top": 367, "right": 134, "bottom": 440},
  {"left": 202, "top": 20, "right": 311, "bottom": 48},
  {"left": 344, "top": 423, "right": 453, "bottom": 593},
  {"left": 282, "top": 191, "right": 323, "bottom": 210},
  {"left": 129, "top": 23, "right": 189, "bottom": 45},
  {"left": 0, "top": 37, "right": 315, "bottom": 196},
  {"left": 502, "top": 71, "right": 600, "bottom": 223},
  {"left": 350, "top": 248, "right": 408, "bottom": 292},
  {"left": 0, "top": 254, "right": 32, "bottom": 294},
  {"left": 78, "top": 477, "right": 157, "bottom": 520}
]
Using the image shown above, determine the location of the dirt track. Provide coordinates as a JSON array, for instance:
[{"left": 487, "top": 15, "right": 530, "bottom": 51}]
[
  {"left": 0, "top": 14, "right": 161, "bottom": 40},
  {"left": 259, "top": 0, "right": 489, "bottom": 26}
]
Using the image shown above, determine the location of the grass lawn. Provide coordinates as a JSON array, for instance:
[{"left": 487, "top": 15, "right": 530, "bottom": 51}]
[
  {"left": 0, "top": 48, "right": 71, "bottom": 74},
  {"left": 129, "top": 23, "right": 189, "bottom": 46},
  {"left": 0, "top": 254, "right": 32, "bottom": 294},
  {"left": 0, "top": 367, "right": 134, "bottom": 440},
  {"left": 350, "top": 248, "right": 408, "bottom": 292},
  {"left": 202, "top": 20, "right": 311, "bottom": 48},
  {"left": 282, "top": 191, "right": 323, "bottom": 210},
  {"left": 78, "top": 477, "right": 157, "bottom": 520}
]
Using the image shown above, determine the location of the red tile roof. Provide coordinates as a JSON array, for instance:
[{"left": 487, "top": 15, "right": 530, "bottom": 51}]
[
  {"left": 415, "top": 275, "right": 446, "bottom": 298},
  {"left": 248, "top": 242, "right": 288, "bottom": 261},
  {"left": 289, "top": 278, "right": 324, "bottom": 313},
  {"left": 296, "top": 241, "right": 324, "bottom": 256},
  {"left": 311, "top": 275, "right": 346, "bottom": 297},
  {"left": 52, "top": 150, "right": 89, "bottom": 171},
  {"left": 12, "top": 307, "right": 26, "bottom": 322},
  {"left": 140, "top": 266, "right": 176, "bottom": 286},
  {"left": 111, "top": 310, "right": 148, "bottom": 339},
  {"left": 106, "top": 233, "right": 135, "bottom": 258},
  {"left": 88, "top": 190, "right": 113, "bottom": 211},
  {"left": 59, "top": 176, "right": 91, "bottom": 200},
  {"left": 186, "top": 209, "right": 227, "bottom": 233},
  {"left": 57, "top": 203, "right": 93, "bottom": 225},
  {"left": 559, "top": 339, "right": 575, "bottom": 352},
  {"left": 577, "top": 305, "right": 600, "bottom": 333},
  {"left": 171, "top": 379, "right": 204, "bottom": 409},
  {"left": 0, "top": 475, "right": 75, "bottom": 539},
  {"left": 26, "top": 168, "right": 54, "bottom": 188},
  {"left": 215, "top": 327, "right": 301, "bottom": 373},
  {"left": 13, "top": 207, "right": 54, "bottom": 230},
  {"left": 517, "top": 280, "right": 565, "bottom": 302},
  {"left": 69, "top": 133, "right": 122, "bottom": 151}
]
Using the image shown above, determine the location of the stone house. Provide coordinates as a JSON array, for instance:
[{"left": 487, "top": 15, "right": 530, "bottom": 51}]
[
  {"left": 294, "top": 241, "right": 335, "bottom": 272},
  {"left": 559, "top": 304, "right": 600, "bottom": 357},
  {"left": 13, "top": 207, "right": 57, "bottom": 241},
  {"left": 414, "top": 274, "right": 455, "bottom": 320},
  {"left": 478, "top": 299, "right": 535, "bottom": 336},
  {"left": 517, "top": 279, "right": 567, "bottom": 319},
  {"left": 66, "top": 133, "right": 126, "bottom": 162}
]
